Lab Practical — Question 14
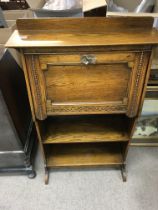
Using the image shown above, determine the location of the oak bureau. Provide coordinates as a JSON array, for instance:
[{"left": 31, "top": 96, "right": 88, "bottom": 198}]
[{"left": 6, "top": 17, "right": 158, "bottom": 184}]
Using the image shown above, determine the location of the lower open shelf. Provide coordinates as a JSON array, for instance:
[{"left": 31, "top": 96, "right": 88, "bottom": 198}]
[{"left": 45, "top": 142, "right": 124, "bottom": 168}]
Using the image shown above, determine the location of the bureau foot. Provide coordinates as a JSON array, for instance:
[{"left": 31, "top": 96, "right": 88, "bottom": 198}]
[
  {"left": 45, "top": 167, "right": 49, "bottom": 185},
  {"left": 121, "top": 164, "right": 127, "bottom": 182}
]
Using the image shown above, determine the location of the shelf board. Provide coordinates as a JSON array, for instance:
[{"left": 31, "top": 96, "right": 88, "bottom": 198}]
[
  {"left": 133, "top": 136, "right": 158, "bottom": 140},
  {"left": 45, "top": 143, "right": 123, "bottom": 168},
  {"left": 43, "top": 115, "right": 129, "bottom": 144}
]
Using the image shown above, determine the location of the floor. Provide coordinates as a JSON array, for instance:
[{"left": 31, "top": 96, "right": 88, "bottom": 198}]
[{"left": 0, "top": 147, "right": 158, "bottom": 210}]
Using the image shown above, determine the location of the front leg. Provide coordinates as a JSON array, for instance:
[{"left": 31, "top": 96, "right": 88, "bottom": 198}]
[
  {"left": 45, "top": 166, "right": 49, "bottom": 185},
  {"left": 121, "top": 163, "right": 127, "bottom": 182}
]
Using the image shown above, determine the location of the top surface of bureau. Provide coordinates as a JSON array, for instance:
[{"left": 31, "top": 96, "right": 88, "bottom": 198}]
[{"left": 6, "top": 17, "right": 158, "bottom": 48}]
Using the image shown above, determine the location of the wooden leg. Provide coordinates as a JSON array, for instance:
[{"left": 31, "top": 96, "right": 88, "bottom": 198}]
[
  {"left": 121, "top": 164, "right": 127, "bottom": 182},
  {"left": 45, "top": 167, "right": 49, "bottom": 185}
]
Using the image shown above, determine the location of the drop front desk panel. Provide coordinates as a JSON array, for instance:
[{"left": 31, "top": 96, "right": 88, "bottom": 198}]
[{"left": 6, "top": 17, "right": 158, "bottom": 184}]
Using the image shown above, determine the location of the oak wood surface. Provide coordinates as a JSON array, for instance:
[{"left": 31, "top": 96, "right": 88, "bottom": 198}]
[
  {"left": 5, "top": 17, "right": 158, "bottom": 48},
  {"left": 24, "top": 50, "right": 151, "bottom": 119},
  {"left": 45, "top": 142, "right": 123, "bottom": 167},
  {"left": 39, "top": 52, "right": 135, "bottom": 70},
  {"left": 6, "top": 17, "right": 158, "bottom": 182},
  {"left": 45, "top": 64, "right": 130, "bottom": 103},
  {"left": 6, "top": 29, "right": 158, "bottom": 48},
  {"left": 16, "top": 17, "right": 154, "bottom": 32},
  {"left": 22, "top": 45, "right": 152, "bottom": 54},
  {"left": 43, "top": 115, "right": 129, "bottom": 144}
]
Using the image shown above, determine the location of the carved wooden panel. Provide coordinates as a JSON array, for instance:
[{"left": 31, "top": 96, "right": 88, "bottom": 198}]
[
  {"left": 41, "top": 52, "right": 133, "bottom": 116},
  {"left": 25, "top": 50, "right": 151, "bottom": 119},
  {"left": 46, "top": 101, "right": 127, "bottom": 115},
  {"left": 127, "top": 51, "right": 151, "bottom": 117},
  {"left": 25, "top": 55, "right": 47, "bottom": 120}
]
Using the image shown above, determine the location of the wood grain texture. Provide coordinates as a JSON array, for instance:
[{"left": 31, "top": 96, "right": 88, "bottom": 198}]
[
  {"left": 22, "top": 45, "right": 152, "bottom": 54},
  {"left": 43, "top": 115, "right": 129, "bottom": 144},
  {"left": 39, "top": 52, "right": 135, "bottom": 70},
  {"left": 23, "top": 50, "right": 150, "bottom": 118},
  {"left": 6, "top": 17, "right": 158, "bottom": 182},
  {"left": 45, "top": 143, "right": 123, "bottom": 167},
  {"left": 25, "top": 55, "right": 47, "bottom": 120},
  {"left": 6, "top": 29, "right": 158, "bottom": 48},
  {"left": 46, "top": 103, "right": 127, "bottom": 116},
  {"left": 16, "top": 17, "right": 154, "bottom": 32},
  {"left": 127, "top": 51, "right": 151, "bottom": 117},
  {"left": 45, "top": 64, "right": 130, "bottom": 103},
  {"left": 138, "top": 51, "right": 154, "bottom": 118},
  {"left": 5, "top": 17, "right": 158, "bottom": 48}
]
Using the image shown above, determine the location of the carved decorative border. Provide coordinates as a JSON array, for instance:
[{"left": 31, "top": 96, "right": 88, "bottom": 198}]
[
  {"left": 47, "top": 102, "right": 127, "bottom": 114},
  {"left": 128, "top": 51, "right": 144, "bottom": 117},
  {"left": 31, "top": 55, "right": 45, "bottom": 120}
]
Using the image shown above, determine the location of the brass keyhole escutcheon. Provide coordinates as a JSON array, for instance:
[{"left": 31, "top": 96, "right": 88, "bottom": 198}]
[{"left": 81, "top": 55, "right": 96, "bottom": 65}]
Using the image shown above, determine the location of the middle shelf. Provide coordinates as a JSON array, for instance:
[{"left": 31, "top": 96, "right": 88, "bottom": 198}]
[{"left": 41, "top": 114, "right": 130, "bottom": 144}]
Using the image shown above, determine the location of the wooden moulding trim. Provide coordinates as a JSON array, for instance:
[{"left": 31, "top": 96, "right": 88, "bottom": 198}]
[
  {"left": 40, "top": 61, "right": 134, "bottom": 71},
  {"left": 127, "top": 51, "right": 150, "bottom": 118},
  {"left": 30, "top": 55, "right": 47, "bottom": 120},
  {"left": 137, "top": 50, "right": 154, "bottom": 118},
  {"left": 46, "top": 101, "right": 127, "bottom": 115},
  {"left": 128, "top": 52, "right": 145, "bottom": 117},
  {"left": 22, "top": 46, "right": 152, "bottom": 54}
]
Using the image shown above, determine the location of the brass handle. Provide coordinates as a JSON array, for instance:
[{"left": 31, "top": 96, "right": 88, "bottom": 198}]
[{"left": 81, "top": 55, "right": 96, "bottom": 65}]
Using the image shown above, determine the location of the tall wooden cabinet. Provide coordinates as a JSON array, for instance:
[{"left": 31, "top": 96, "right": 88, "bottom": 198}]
[
  {"left": 6, "top": 17, "right": 158, "bottom": 184},
  {"left": 0, "top": 49, "right": 36, "bottom": 177}
]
